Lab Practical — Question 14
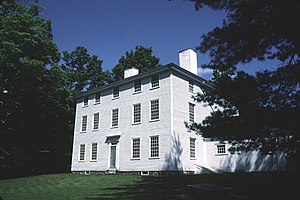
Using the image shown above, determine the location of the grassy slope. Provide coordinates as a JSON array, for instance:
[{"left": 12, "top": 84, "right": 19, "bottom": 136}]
[{"left": 0, "top": 172, "right": 299, "bottom": 200}]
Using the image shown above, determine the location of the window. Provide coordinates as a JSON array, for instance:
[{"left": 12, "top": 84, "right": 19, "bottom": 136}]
[
  {"left": 150, "top": 99, "right": 159, "bottom": 121},
  {"left": 81, "top": 115, "right": 87, "bottom": 132},
  {"left": 189, "top": 103, "right": 195, "bottom": 123},
  {"left": 150, "top": 136, "right": 159, "bottom": 158},
  {"left": 151, "top": 75, "right": 159, "bottom": 88},
  {"left": 216, "top": 144, "right": 226, "bottom": 154},
  {"left": 83, "top": 96, "right": 88, "bottom": 107},
  {"left": 113, "top": 87, "right": 119, "bottom": 99},
  {"left": 93, "top": 113, "right": 99, "bottom": 130},
  {"left": 133, "top": 103, "right": 141, "bottom": 124},
  {"left": 111, "top": 108, "right": 119, "bottom": 127},
  {"left": 95, "top": 92, "right": 101, "bottom": 104},
  {"left": 91, "top": 143, "right": 97, "bottom": 161},
  {"left": 134, "top": 80, "right": 141, "bottom": 93},
  {"left": 190, "top": 138, "right": 196, "bottom": 159},
  {"left": 79, "top": 144, "right": 85, "bottom": 161},
  {"left": 132, "top": 138, "right": 140, "bottom": 159},
  {"left": 189, "top": 80, "right": 194, "bottom": 93}
]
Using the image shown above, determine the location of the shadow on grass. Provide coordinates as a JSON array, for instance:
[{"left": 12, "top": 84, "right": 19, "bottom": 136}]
[{"left": 85, "top": 172, "right": 299, "bottom": 200}]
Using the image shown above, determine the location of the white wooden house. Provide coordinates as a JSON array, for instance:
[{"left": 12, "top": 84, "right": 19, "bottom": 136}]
[{"left": 71, "top": 48, "right": 285, "bottom": 174}]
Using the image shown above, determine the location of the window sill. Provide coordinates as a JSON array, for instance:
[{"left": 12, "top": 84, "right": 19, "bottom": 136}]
[
  {"left": 133, "top": 91, "right": 142, "bottom": 95},
  {"left": 148, "top": 157, "right": 160, "bottom": 160},
  {"left": 80, "top": 131, "right": 87, "bottom": 134},
  {"left": 190, "top": 158, "right": 197, "bottom": 160},
  {"left": 82, "top": 105, "right": 88, "bottom": 108},
  {"left": 111, "top": 126, "right": 119, "bottom": 129},
  {"left": 94, "top": 102, "right": 101, "bottom": 105},
  {"left": 215, "top": 153, "right": 227, "bottom": 156},
  {"left": 149, "top": 119, "right": 160, "bottom": 123},
  {"left": 90, "top": 160, "right": 97, "bottom": 162},
  {"left": 150, "top": 86, "right": 160, "bottom": 90},
  {"left": 132, "top": 122, "right": 141, "bottom": 125},
  {"left": 78, "top": 161, "right": 85, "bottom": 163},
  {"left": 112, "top": 97, "right": 120, "bottom": 100},
  {"left": 130, "top": 158, "right": 141, "bottom": 160},
  {"left": 92, "top": 129, "right": 99, "bottom": 132}
]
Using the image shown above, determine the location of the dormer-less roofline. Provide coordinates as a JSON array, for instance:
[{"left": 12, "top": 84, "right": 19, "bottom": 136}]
[{"left": 76, "top": 63, "right": 214, "bottom": 99}]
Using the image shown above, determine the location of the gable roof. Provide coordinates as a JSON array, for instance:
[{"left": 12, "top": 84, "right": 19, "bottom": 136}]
[{"left": 76, "top": 63, "right": 214, "bottom": 98}]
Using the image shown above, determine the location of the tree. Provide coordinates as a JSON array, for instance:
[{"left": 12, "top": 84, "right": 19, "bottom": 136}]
[
  {"left": 0, "top": 0, "right": 73, "bottom": 178},
  {"left": 112, "top": 45, "right": 162, "bottom": 81},
  {"left": 62, "top": 46, "right": 107, "bottom": 92},
  {"left": 188, "top": 0, "right": 300, "bottom": 170}
]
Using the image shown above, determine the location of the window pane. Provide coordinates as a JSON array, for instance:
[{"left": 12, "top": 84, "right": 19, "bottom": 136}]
[
  {"left": 217, "top": 145, "right": 226, "bottom": 154},
  {"left": 189, "top": 103, "right": 195, "bottom": 123},
  {"left": 95, "top": 92, "right": 101, "bottom": 103},
  {"left": 83, "top": 96, "right": 88, "bottom": 107},
  {"left": 112, "top": 109, "right": 119, "bottom": 127},
  {"left": 91, "top": 143, "right": 97, "bottom": 160},
  {"left": 150, "top": 136, "right": 159, "bottom": 158},
  {"left": 190, "top": 138, "right": 196, "bottom": 158},
  {"left": 151, "top": 75, "right": 159, "bottom": 88},
  {"left": 82, "top": 116, "right": 87, "bottom": 132},
  {"left": 113, "top": 87, "right": 119, "bottom": 98},
  {"left": 133, "top": 103, "right": 141, "bottom": 123},
  {"left": 150, "top": 99, "right": 159, "bottom": 120},
  {"left": 79, "top": 144, "right": 85, "bottom": 161},
  {"left": 132, "top": 138, "right": 140, "bottom": 158},
  {"left": 134, "top": 80, "right": 141, "bottom": 92},
  {"left": 189, "top": 80, "right": 194, "bottom": 92},
  {"left": 93, "top": 113, "right": 99, "bottom": 130}
]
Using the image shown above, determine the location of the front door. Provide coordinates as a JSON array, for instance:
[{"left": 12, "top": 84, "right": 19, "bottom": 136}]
[{"left": 110, "top": 145, "right": 117, "bottom": 169}]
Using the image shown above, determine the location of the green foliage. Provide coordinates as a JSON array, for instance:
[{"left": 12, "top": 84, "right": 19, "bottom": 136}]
[
  {"left": 0, "top": 0, "right": 73, "bottom": 178},
  {"left": 61, "top": 46, "right": 106, "bottom": 92},
  {"left": 112, "top": 45, "right": 162, "bottom": 81},
  {"left": 189, "top": 0, "right": 300, "bottom": 170}
]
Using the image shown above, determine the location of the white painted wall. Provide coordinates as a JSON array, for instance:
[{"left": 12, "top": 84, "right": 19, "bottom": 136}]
[{"left": 71, "top": 70, "right": 172, "bottom": 172}]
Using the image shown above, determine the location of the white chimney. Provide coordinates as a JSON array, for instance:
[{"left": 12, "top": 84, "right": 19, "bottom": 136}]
[
  {"left": 179, "top": 48, "right": 198, "bottom": 75},
  {"left": 124, "top": 67, "right": 139, "bottom": 78}
]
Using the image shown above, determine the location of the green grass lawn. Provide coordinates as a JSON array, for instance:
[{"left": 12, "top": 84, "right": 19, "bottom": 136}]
[{"left": 0, "top": 172, "right": 299, "bottom": 200}]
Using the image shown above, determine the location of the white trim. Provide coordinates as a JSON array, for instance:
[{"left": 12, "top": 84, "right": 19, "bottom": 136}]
[
  {"left": 90, "top": 142, "right": 98, "bottom": 162},
  {"left": 111, "top": 108, "right": 119, "bottom": 128},
  {"left": 132, "top": 103, "right": 142, "bottom": 125},
  {"left": 149, "top": 99, "right": 160, "bottom": 122},
  {"left": 82, "top": 96, "right": 89, "bottom": 107},
  {"left": 79, "top": 144, "right": 85, "bottom": 161},
  {"left": 188, "top": 102, "right": 195, "bottom": 123},
  {"left": 131, "top": 137, "right": 141, "bottom": 159},
  {"left": 215, "top": 144, "right": 227, "bottom": 155},
  {"left": 92, "top": 112, "right": 100, "bottom": 131},
  {"left": 94, "top": 92, "right": 101, "bottom": 104},
  {"left": 190, "top": 137, "right": 196, "bottom": 159},
  {"left": 150, "top": 74, "right": 159, "bottom": 89},
  {"left": 112, "top": 86, "right": 120, "bottom": 99},
  {"left": 133, "top": 79, "right": 142, "bottom": 94},
  {"left": 81, "top": 115, "right": 88, "bottom": 132},
  {"left": 149, "top": 135, "right": 160, "bottom": 159}
]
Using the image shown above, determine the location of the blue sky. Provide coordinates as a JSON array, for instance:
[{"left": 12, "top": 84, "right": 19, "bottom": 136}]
[{"left": 39, "top": 0, "right": 278, "bottom": 79}]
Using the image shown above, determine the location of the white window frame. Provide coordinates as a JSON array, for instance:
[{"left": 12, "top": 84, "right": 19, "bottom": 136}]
[
  {"left": 79, "top": 144, "right": 85, "bottom": 161},
  {"left": 190, "top": 138, "right": 196, "bottom": 159},
  {"left": 90, "top": 143, "right": 98, "bottom": 161},
  {"left": 189, "top": 80, "right": 194, "bottom": 93},
  {"left": 111, "top": 108, "right": 119, "bottom": 128},
  {"left": 150, "top": 74, "right": 159, "bottom": 89},
  {"left": 149, "top": 135, "right": 159, "bottom": 158},
  {"left": 150, "top": 99, "right": 159, "bottom": 121},
  {"left": 131, "top": 138, "right": 141, "bottom": 159},
  {"left": 81, "top": 115, "right": 87, "bottom": 132},
  {"left": 216, "top": 144, "right": 227, "bottom": 155},
  {"left": 132, "top": 103, "right": 141, "bottom": 124},
  {"left": 93, "top": 112, "right": 100, "bottom": 130},
  {"left": 112, "top": 87, "right": 119, "bottom": 99},
  {"left": 83, "top": 96, "right": 88, "bottom": 107},
  {"left": 133, "top": 79, "right": 142, "bottom": 93},
  {"left": 95, "top": 92, "right": 101, "bottom": 104},
  {"left": 189, "top": 103, "right": 195, "bottom": 123}
]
